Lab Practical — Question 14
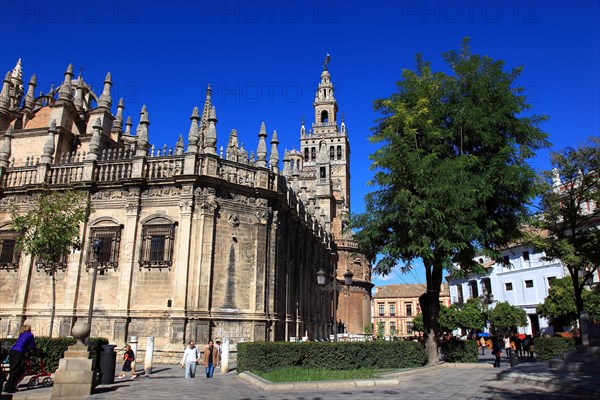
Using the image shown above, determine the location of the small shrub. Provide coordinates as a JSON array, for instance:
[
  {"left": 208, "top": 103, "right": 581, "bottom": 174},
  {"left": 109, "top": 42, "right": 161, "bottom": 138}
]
[
  {"left": 237, "top": 341, "right": 427, "bottom": 373},
  {"left": 440, "top": 339, "right": 479, "bottom": 363},
  {"left": 535, "top": 336, "right": 576, "bottom": 361}
]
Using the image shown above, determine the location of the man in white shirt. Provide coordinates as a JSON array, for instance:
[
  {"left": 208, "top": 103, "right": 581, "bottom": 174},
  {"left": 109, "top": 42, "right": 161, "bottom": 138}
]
[{"left": 181, "top": 340, "right": 200, "bottom": 378}]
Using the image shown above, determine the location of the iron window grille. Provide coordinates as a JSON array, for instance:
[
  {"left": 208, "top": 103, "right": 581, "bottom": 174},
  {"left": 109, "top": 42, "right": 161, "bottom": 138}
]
[
  {"left": 86, "top": 226, "right": 122, "bottom": 272},
  {"left": 0, "top": 231, "right": 20, "bottom": 271},
  {"left": 139, "top": 223, "right": 175, "bottom": 270}
]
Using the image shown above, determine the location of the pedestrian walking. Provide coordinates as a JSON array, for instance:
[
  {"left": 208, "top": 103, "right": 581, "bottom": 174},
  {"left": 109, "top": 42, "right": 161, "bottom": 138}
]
[
  {"left": 202, "top": 340, "right": 220, "bottom": 378},
  {"left": 503, "top": 335, "right": 511, "bottom": 358},
  {"left": 479, "top": 336, "right": 486, "bottom": 355},
  {"left": 3, "top": 324, "right": 36, "bottom": 393},
  {"left": 181, "top": 340, "right": 200, "bottom": 378},
  {"left": 117, "top": 344, "right": 137, "bottom": 379},
  {"left": 528, "top": 335, "right": 535, "bottom": 358},
  {"left": 492, "top": 336, "right": 502, "bottom": 368}
]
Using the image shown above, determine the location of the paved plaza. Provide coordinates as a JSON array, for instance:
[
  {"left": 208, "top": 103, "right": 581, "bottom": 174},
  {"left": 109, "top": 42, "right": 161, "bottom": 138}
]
[{"left": 2, "top": 353, "right": 592, "bottom": 400}]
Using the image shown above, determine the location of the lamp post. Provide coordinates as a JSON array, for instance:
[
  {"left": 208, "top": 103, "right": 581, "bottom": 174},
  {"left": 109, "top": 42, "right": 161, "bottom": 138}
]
[
  {"left": 480, "top": 291, "right": 494, "bottom": 333},
  {"left": 85, "top": 238, "right": 104, "bottom": 339},
  {"left": 317, "top": 262, "right": 353, "bottom": 342}
]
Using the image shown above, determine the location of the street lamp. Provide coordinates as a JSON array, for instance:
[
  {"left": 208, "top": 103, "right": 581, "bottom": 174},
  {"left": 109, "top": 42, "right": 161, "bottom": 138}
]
[
  {"left": 85, "top": 239, "right": 104, "bottom": 338},
  {"left": 480, "top": 291, "right": 494, "bottom": 332},
  {"left": 317, "top": 263, "right": 353, "bottom": 342}
]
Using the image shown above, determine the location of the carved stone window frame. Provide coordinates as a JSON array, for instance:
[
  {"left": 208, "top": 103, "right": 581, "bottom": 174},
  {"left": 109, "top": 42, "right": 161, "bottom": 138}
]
[
  {"left": 86, "top": 225, "right": 123, "bottom": 272},
  {"left": 139, "top": 218, "right": 176, "bottom": 271},
  {"left": 0, "top": 230, "right": 20, "bottom": 271}
]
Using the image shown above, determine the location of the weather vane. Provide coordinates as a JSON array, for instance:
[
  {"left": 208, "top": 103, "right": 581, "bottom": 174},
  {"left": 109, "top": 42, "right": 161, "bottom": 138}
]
[{"left": 323, "top": 53, "right": 331, "bottom": 71}]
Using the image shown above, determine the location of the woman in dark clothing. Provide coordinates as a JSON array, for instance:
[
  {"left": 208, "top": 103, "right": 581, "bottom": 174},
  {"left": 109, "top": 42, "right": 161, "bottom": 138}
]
[
  {"left": 3, "top": 324, "right": 36, "bottom": 393},
  {"left": 492, "top": 336, "right": 503, "bottom": 368}
]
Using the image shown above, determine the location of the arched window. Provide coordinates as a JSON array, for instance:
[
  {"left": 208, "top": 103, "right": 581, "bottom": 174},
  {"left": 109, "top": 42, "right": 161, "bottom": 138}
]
[
  {"left": 311, "top": 147, "right": 316, "bottom": 161},
  {"left": 320, "top": 110, "right": 329, "bottom": 123},
  {"left": 329, "top": 146, "right": 335, "bottom": 159},
  {"left": 337, "top": 146, "right": 342, "bottom": 160},
  {"left": 86, "top": 223, "right": 122, "bottom": 273},
  {"left": 304, "top": 148, "right": 309, "bottom": 161}
]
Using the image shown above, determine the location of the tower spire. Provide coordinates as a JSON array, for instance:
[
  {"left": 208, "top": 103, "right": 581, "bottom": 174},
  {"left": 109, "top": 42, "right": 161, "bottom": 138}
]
[
  {"left": 187, "top": 106, "right": 200, "bottom": 153},
  {"left": 97, "top": 72, "right": 112, "bottom": 109},
  {"left": 57, "top": 64, "right": 74, "bottom": 103},
  {"left": 256, "top": 122, "right": 268, "bottom": 168},
  {"left": 269, "top": 129, "right": 280, "bottom": 173}
]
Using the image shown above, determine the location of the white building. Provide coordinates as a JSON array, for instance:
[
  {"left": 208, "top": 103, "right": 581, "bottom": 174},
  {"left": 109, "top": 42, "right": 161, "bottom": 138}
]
[{"left": 447, "top": 243, "right": 568, "bottom": 336}]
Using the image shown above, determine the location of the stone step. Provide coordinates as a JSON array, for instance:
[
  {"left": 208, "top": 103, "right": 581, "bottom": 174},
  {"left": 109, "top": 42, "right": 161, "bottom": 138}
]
[
  {"left": 564, "top": 352, "right": 600, "bottom": 363},
  {"left": 549, "top": 358, "right": 600, "bottom": 374}
]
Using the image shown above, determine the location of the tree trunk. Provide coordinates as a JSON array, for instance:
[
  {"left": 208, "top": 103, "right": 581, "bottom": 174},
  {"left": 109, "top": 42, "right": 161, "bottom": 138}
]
[
  {"left": 423, "top": 262, "right": 443, "bottom": 365},
  {"left": 570, "top": 267, "right": 585, "bottom": 338},
  {"left": 49, "top": 270, "right": 55, "bottom": 338}
]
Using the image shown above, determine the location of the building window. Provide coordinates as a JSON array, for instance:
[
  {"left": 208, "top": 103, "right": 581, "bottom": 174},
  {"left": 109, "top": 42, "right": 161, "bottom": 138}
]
[
  {"left": 304, "top": 148, "right": 309, "bottom": 161},
  {"left": 523, "top": 251, "right": 530, "bottom": 261},
  {"left": 86, "top": 226, "right": 122, "bottom": 272},
  {"left": 390, "top": 321, "right": 396, "bottom": 335},
  {"left": 140, "top": 220, "right": 176, "bottom": 270},
  {"left": 406, "top": 322, "right": 413, "bottom": 335},
  {"left": 406, "top": 303, "right": 412, "bottom": 317},
  {"left": 329, "top": 146, "right": 335, "bottom": 159},
  {"left": 457, "top": 285, "right": 464, "bottom": 305},
  {"left": 336, "top": 146, "right": 342, "bottom": 160},
  {"left": 321, "top": 110, "right": 329, "bottom": 123},
  {"left": 311, "top": 147, "right": 316, "bottom": 161},
  {"left": 505, "top": 282, "right": 513, "bottom": 291},
  {"left": 503, "top": 255, "right": 510, "bottom": 265},
  {"left": 378, "top": 303, "right": 384, "bottom": 317},
  {"left": 469, "top": 280, "right": 479, "bottom": 298},
  {"left": 390, "top": 304, "right": 396, "bottom": 317},
  {"left": 482, "top": 278, "right": 492, "bottom": 297},
  {"left": 0, "top": 230, "right": 20, "bottom": 270},
  {"left": 525, "top": 280, "right": 534, "bottom": 288},
  {"left": 547, "top": 276, "right": 556, "bottom": 286},
  {"left": 320, "top": 167, "right": 327, "bottom": 182}
]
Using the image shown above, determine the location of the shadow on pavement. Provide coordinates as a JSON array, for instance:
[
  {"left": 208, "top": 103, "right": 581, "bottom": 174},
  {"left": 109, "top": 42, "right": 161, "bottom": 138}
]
[{"left": 479, "top": 383, "right": 589, "bottom": 400}]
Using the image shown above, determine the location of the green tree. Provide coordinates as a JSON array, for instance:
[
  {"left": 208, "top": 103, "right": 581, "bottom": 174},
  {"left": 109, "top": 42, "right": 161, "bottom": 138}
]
[
  {"left": 413, "top": 305, "right": 459, "bottom": 335},
  {"left": 351, "top": 39, "right": 548, "bottom": 364},
  {"left": 456, "top": 298, "right": 485, "bottom": 333},
  {"left": 11, "top": 190, "right": 90, "bottom": 337},
  {"left": 363, "top": 323, "right": 374, "bottom": 336},
  {"left": 526, "top": 137, "right": 600, "bottom": 329},
  {"left": 489, "top": 301, "right": 528, "bottom": 334},
  {"left": 537, "top": 277, "right": 600, "bottom": 328},
  {"left": 412, "top": 313, "right": 424, "bottom": 333}
]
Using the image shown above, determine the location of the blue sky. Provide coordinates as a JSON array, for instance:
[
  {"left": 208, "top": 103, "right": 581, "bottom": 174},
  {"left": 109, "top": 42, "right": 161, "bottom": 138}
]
[{"left": 1, "top": 1, "right": 598, "bottom": 287}]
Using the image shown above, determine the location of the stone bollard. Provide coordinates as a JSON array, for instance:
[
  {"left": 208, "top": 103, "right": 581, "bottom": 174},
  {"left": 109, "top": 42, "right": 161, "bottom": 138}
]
[
  {"left": 145, "top": 336, "right": 154, "bottom": 375},
  {"left": 581, "top": 310, "right": 590, "bottom": 346},
  {"left": 129, "top": 336, "right": 138, "bottom": 372},
  {"left": 220, "top": 340, "right": 229, "bottom": 374}
]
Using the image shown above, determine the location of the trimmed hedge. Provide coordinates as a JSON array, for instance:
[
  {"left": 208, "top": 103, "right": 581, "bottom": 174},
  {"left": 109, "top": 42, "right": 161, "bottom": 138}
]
[
  {"left": 440, "top": 339, "right": 479, "bottom": 363},
  {"left": 237, "top": 341, "right": 427, "bottom": 372},
  {"left": 0, "top": 336, "right": 108, "bottom": 373},
  {"left": 535, "top": 336, "right": 576, "bottom": 362}
]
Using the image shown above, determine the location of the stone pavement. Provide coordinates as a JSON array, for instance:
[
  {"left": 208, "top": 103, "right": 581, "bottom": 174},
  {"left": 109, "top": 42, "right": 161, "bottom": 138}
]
[{"left": 2, "top": 352, "right": 592, "bottom": 400}]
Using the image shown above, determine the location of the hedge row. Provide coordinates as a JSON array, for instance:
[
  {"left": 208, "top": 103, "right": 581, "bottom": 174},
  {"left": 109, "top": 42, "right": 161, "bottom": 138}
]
[
  {"left": 0, "top": 337, "right": 108, "bottom": 373},
  {"left": 440, "top": 339, "right": 479, "bottom": 363},
  {"left": 237, "top": 341, "right": 427, "bottom": 372},
  {"left": 535, "top": 336, "right": 576, "bottom": 361}
]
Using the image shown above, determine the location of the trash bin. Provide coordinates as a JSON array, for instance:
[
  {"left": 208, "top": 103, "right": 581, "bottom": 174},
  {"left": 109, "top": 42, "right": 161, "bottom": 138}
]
[
  {"left": 509, "top": 349, "right": 519, "bottom": 367},
  {"left": 99, "top": 344, "right": 117, "bottom": 384}
]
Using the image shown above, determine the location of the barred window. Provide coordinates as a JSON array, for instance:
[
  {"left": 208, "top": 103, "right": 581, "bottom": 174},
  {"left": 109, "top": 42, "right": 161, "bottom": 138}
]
[
  {"left": 86, "top": 226, "right": 122, "bottom": 272},
  {"left": 140, "top": 222, "right": 175, "bottom": 270},
  {"left": 0, "top": 231, "right": 20, "bottom": 270},
  {"left": 389, "top": 304, "right": 396, "bottom": 317}
]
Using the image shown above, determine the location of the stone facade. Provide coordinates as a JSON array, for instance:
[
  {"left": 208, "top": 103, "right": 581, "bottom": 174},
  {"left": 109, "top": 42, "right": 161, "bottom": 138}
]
[{"left": 0, "top": 58, "right": 372, "bottom": 350}]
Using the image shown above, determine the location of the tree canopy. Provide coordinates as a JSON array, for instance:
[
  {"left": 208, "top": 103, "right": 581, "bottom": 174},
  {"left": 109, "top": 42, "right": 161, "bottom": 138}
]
[
  {"left": 456, "top": 298, "right": 485, "bottom": 332},
  {"left": 526, "top": 137, "right": 600, "bottom": 326},
  {"left": 537, "top": 277, "right": 600, "bottom": 328},
  {"left": 489, "top": 301, "right": 528, "bottom": 334},
  {"left": 351, "top": 38, "right": 549, "bottom": 364}
]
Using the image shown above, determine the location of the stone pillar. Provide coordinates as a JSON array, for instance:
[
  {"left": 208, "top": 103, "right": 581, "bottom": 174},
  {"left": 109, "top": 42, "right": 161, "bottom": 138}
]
[
  {"left": 116, "top": 195, "right": 141, "bottom": 310},
  {"left": 173, "top": 190, "right": 194, "bottom": 310},
  {"left": 51, "top": 344, "right": 94, "bottom": 399},
  {"left": 145, "top": 336, "right": 154, "bottom": 375},
  {"left": 197, "top": 192, "right": 218, "bottom": 310},
  {"left": 253, "top": 208, "right": 269, "bottom": 312},
  {"left": 220, "top": 340, "right": 229, "bottom": 373}
]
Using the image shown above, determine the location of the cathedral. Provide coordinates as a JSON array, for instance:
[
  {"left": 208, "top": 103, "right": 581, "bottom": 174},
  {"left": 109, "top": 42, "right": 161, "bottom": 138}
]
[{"left": 0, "top": 58, "right": 372, "bottom": 352}]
